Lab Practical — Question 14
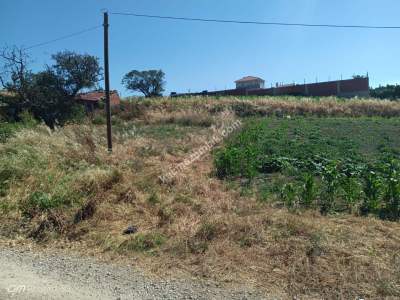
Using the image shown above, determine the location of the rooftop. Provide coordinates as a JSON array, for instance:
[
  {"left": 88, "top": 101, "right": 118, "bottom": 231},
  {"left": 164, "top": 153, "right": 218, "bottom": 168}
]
[
  {"left": 75, "top": 90, "right": 119, "bottom": 102},
  {"left": 235, "top": 76, "right": 265, "bottom": 83}
]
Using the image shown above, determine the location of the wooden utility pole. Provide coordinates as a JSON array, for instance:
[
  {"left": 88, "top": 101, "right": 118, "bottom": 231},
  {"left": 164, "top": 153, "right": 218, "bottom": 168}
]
[{"left": 103, "top": 12, "right": 112, "bottom": 152}]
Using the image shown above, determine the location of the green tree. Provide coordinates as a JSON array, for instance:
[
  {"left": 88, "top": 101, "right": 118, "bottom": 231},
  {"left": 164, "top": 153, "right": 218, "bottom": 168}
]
[
  {"left": 370, "top": 84, "right": 400, "bottom": 100},
  {"left": 122, "top": 70, "right": 165, "bottom": 97},
  {"left": 0, "top": 47, "right": 102, "bottom": 127},
  {"left": 51, "top": 51, "right": 102, "bottom": 96}
]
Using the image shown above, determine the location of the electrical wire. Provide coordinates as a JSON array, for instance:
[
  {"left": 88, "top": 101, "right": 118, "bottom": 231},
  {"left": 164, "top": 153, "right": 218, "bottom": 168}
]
[
  {"left": 19, "top": 11, "right": 400, "bottom": 52},
  {"left": 23, "top": 25, "right": 102, "bottom": 50},
  {"left": 110, "top": 12, "right": 400, "bottom": 29}
]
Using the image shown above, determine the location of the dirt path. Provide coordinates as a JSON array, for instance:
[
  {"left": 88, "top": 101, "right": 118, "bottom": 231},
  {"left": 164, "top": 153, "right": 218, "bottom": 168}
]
[{"left": 0, "top": 246, "right": 270, "bottom": 300}]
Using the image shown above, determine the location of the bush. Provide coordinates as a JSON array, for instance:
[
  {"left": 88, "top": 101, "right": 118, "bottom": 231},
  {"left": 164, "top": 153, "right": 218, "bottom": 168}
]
[
  {"left": 68, "top": 104, "right": 86, "bottom": 124},
  {"left": 0, "top": 144, "right": 42, "bottom": 195},
  {"left": 119, "top": 232, "right": 166, "bottom": 252},
  {"left": 147, "top": 192, "right": 160, "bottom": 205},
  {"left": 21, "top": 173, "right": 82, "bottom": 218},
  {"left": 92, "top": 114, "right": 106, "bottom": 125},
  {"left": 25, "top": 192, "right": 60, "bottom": 213},
  {"left": 114, "top": 100, "right": 146, "bottom": 120},
  {"left": 0, "top": 122, "right": 21, "bottom": 143},
  {"left": 379, "top": 160, "right": 400, "bottom": 221},
  {"left": 0, "top": 111, "right": 37, "bottom": 143},
  {"left": 230, "top": 102, "right": 261, "bottom": 117},
  {"left": 299, "top": 174, "right": 317, "bottom": 208}
]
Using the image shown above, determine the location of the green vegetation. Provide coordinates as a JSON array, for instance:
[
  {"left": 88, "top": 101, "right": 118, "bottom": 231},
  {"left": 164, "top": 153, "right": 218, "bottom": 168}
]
[
  {"left": 0, "top": 121, "right": 27, "bottom": 143},
  {"left": 215, "top": 117, "right": 400, "bottom": 220},
  {"left": 1, "top": 97, "right": 400, "bottom": 299},
  {"left": 0, "top": 111, "right": 37, "bottom": 143},
  {"left": 119, "top": 232, "right": 166, "bottom": 253},
  {"left": 371, "top": 84, "right": 400, "bottom": 100},
  {"left": 122, "top": 69, "right": 165, "bottom": 97},
  {"left": 0, "top": 47, "right": 101, "bottom": 127}
]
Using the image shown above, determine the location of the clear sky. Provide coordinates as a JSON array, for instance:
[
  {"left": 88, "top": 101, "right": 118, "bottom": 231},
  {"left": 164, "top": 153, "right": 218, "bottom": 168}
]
[{"left": 1, "top": 0, "right": 400, "bottom": 96}]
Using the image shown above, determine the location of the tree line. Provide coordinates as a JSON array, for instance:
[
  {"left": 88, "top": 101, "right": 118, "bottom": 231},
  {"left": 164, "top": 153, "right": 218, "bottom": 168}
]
[
  {"left": 0, "top": 46, "right": 166, "bottom": 127},
  {"left": 370, "top": 85, "right": 400, "bottom": 100}
]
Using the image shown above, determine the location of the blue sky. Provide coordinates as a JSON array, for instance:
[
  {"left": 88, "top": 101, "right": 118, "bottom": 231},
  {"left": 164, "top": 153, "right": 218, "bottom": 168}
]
[{"left": 1, "top": 0, "right": 400, "bottom": 96}]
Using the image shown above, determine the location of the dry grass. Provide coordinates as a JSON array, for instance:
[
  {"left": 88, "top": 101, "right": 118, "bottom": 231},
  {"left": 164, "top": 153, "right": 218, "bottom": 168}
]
[
  {"left": 1, "top": 97, "right": 400, "bottom": 299},
  {"left": 124, "top": 95, "right": 400, "bottom": 118},
  {"left": 145, "top": 109, "right": 214, "bottom": 128}
]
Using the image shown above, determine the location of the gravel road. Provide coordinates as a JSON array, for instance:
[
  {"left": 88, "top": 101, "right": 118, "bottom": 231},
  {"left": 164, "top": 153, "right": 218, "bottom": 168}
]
[{"left": 0, "top": 246, "right": 270, "bottom": 300}]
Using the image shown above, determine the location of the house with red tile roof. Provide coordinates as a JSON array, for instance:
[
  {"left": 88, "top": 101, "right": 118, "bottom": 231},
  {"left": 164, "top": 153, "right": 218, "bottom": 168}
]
[
  {"left": 75, "top": 90, "right": 121, "bottom": 112},
  {"left": 235, "top": 76, "right": 265, "bottom": 90}
]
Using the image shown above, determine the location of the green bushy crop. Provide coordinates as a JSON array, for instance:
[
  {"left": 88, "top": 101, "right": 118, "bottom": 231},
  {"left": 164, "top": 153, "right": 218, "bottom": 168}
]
[{"left": 214, "top": 117, "right": 400, "bottom": 221}]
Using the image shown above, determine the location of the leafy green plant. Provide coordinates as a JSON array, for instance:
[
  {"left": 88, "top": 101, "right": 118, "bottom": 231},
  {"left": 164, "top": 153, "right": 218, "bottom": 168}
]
[
  {"left": 299, "top": 173, "right": 317, "bottom": 208},
  {"left": 379, "top": 160, "right": 400, "bottom": 221},
  {"left": 215, "top": 146, "right": 258, "bottom": 179},
  {"left": 360, "top": 171, "right": 382, "bottom": 216},
  {"left": 341, "top": 177, "right": 362, "bottom": 213},
  {"left": 280, "top": 183, "right": 297, "bottom": 209},
  {"left": 258, "top": 184, "right": 271, "bottom": 203},
  {"left": 320, "top": 162, "right": 341, "bottom": 215},
  {"left": 22, "top": 192, "right": 62, "bottom": 217}
]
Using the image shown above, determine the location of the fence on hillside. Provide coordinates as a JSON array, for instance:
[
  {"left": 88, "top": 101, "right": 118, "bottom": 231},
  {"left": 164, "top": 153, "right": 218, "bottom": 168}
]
[{"left": 173, "top": 77, "right": 370, "bottom": 98}]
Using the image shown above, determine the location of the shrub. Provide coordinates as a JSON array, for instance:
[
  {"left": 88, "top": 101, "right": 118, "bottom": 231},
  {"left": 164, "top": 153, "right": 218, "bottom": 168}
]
[
  {"left": 230, "top": 102, "right": 260, "bottom": 117},
  {"left": 0, "top": 111, "right": 37, "bottom": 143},
  {"left": 380, "top": 178, "right": 400, "bottom": 221},
  {"left": 119, "top": 232, "right": 166, "bottom": 252},
  {"left": 0, "top": 144, "right": 42, "bottom": 195},
  {"left": 22, "top": 192, "right": 66, "bottom": 217},
  {"left": 0, "top": 122, "right": 20, "bottom": 143},
  {"left": 147, "top": 192, "right": 160, "bottom": 205},
  {"left": 115, "top": 100, "right": 146, "bottom": 120},
  {"left": 215, "top": 147, "right": 258, "bottom": 179},
  {"left": 299, "top": 173, "right": 317, "bottom": 208},
  {"left": 67, "top": 105, "right": 86, "bottom": 124},
  {"left": 187, "top": 222, "right": 219, "bottom": 254},
  {"left": 341, "top": 176, "right": 362, "bottom": 213},
  {"left": 320, "top": 162, "right": 341, "bottom": 215},
  {"left": 379, "top": 160, "right": 400, "bottom": 221},
  {"left": 195, "top": 222, "right": 218, "bottom": 241},
  {"left": 361, "top": 171, "right": 382, "bottom": 216},
  {"left": 92, "top": 115, "right": 106, "bottom": 125},
  {"left": 280, "top": 183, "right": 297, "bottom": 209}
]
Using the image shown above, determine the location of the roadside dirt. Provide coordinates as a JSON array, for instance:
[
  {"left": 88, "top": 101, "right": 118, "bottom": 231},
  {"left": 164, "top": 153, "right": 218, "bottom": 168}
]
[{"left": 0, "top": 245, "right": 272, "bottom": 300}]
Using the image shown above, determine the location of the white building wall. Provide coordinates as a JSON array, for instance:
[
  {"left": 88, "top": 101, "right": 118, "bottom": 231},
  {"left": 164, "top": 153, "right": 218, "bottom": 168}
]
[{"left": 236, "top": 80, "right": 265, "bottom": 90}]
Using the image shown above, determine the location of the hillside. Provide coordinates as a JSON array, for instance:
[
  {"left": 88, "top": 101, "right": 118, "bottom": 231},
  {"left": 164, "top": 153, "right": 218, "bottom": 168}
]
[{"left": 1, "top": 96, "right": 400, "bottom": 299}]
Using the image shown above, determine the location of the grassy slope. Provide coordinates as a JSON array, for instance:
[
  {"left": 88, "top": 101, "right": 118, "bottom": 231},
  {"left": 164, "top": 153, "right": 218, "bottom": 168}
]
[{"left": 1, "top": 96, "right": 400, "bottom": 299}]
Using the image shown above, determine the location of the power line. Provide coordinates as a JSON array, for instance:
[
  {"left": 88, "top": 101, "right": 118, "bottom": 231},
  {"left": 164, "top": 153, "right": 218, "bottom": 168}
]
[
  {"left": 110, "top": 12, "right": 400, "bottom": 30},
  {"left": 24, "top": 25, "right": 102, "bottom": 50}
]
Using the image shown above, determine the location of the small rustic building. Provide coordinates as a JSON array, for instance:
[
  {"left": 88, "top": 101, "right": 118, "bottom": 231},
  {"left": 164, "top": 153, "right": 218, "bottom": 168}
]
[
  {"left": 235, "top": 76, "right": 265, "bottom": 90},
  {"left": 75, "top": 90, "right": 121, "bottom": 112}
]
